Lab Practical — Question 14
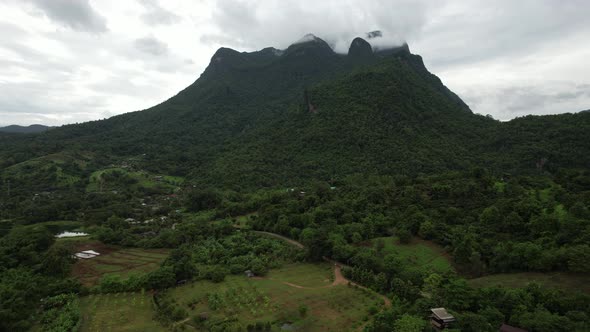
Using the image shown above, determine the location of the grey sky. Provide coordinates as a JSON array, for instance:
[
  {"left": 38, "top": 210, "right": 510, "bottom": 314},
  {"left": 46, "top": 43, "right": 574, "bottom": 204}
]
[{"left": 0, "top": 0, "right": 588, "bottom": 126}]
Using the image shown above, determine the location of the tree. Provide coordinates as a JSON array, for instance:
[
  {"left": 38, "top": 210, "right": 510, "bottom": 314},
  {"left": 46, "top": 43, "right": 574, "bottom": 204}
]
[
  {"left": 479, "top": 206, "right": 501, "bottom": 225},
  {"left": 393, "top": 314, "right": 425, "bottom": 332},
  {"left": 457, "top": 312, "right": 494, "bottom": 332},
  {"left": 185, "top": 189, "right": 221, "bottom": 212},
  {"left": 566, "top": 245, "right": 590, "bottom": 272},
  {"left": 147, "top": 266, "right": 176, "bottom": 289},
  {"left": 298, "top": 304, "right": 308, "bottom": 318},
  {"left": 418, "top": 220, "right": 436, "bottom": 239},
  {"left": 397, "top": 227, "right": 412, "bottom": 244},
  {"left": 383, "top": 253, "right": 404, "bottom": 278},
  {"left": 42, "top": 242, "right": 75, "bottom": 277}
]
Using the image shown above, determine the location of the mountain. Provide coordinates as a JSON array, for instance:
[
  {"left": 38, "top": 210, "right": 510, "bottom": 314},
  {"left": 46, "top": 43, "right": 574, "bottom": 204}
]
[
  {"left": 0, "top": 35, "right": 589, "bottom": 191},
  {"left": 0, "top": 124, "right": 53, "bottom": 133}
]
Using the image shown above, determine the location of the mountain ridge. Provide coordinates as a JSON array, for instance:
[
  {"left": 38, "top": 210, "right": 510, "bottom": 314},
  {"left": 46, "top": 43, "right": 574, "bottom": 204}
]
[{"left": 0, "top": 124, "right": 54, "bottom": 134}]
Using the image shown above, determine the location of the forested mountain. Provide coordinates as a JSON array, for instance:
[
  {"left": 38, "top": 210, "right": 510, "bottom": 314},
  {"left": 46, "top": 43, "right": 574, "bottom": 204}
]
[{"left": 1, "top": 35, "right": 588, "bottom": 192}]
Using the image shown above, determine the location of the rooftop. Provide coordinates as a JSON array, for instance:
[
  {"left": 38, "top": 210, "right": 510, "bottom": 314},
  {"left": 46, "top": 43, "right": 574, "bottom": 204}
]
[{"left": 430, "top": 308, "right": 455, "bottom": 321}]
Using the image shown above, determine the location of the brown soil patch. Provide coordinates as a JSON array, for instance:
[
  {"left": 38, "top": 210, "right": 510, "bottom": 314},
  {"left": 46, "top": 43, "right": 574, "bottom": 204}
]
[
  {"left": 73, "top": 240, "right": 117, "bottom": 255},
  {"left": 71, "top": 244, "right": 168, "bottom": 287}
]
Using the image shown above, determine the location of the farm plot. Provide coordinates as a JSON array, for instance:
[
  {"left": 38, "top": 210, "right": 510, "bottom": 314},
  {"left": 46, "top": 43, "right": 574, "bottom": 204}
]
[
  {"left": 71, "top": 241, "right": 169, "bottom": 286},
  {"left": 79, "top": 291, "right": 164, "bottom": 332},
  {"left": 169, "top": 263, "right": 384, "bottom": 331},
  {"left": 368, "top": 236, "right": 453, "bottom": 273}
]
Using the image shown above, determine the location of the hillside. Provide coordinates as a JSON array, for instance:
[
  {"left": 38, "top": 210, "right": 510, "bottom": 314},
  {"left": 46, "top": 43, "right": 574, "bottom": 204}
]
[{"left": 1, "top": 35, "right": 588, "bottom": 192}]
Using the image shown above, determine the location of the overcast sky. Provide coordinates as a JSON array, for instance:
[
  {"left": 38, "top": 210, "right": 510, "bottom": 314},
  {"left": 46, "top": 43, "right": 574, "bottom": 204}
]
[{"left": 0, "top": 0, "right": 589, "bottom": 126}]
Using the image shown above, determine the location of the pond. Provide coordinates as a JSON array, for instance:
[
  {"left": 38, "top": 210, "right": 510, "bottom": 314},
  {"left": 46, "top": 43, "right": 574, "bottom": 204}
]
[{"left": 55, "top": 231, "right": 89, "bottom": 238}]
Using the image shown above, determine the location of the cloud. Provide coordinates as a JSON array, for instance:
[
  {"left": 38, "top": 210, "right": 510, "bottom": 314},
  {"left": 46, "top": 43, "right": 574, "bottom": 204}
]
[
  {"left": 139, "top": 0, "right": 181, "bottom": 25},
  {"left": 134, "top": 36, "right": 169, "bottom": 56},
  {"left": 458, "top": 83, "right": 590, "bottom": 120},
  {"left": 26, "top": 0, "right": 107, "bottom": 33},
  {"left": 201, "top": 0, "right": 434, "bottom": 53}
]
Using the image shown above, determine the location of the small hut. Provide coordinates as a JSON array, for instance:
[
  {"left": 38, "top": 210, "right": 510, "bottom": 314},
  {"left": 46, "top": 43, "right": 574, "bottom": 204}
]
[{"left": 430, "top": 308, "right": 456, "bottom": 330}]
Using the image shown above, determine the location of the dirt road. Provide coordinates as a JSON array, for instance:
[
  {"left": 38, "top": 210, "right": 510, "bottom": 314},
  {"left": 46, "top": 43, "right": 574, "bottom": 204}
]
[{"left": 251, "top": 230, "right": 305, "bottom": 249}]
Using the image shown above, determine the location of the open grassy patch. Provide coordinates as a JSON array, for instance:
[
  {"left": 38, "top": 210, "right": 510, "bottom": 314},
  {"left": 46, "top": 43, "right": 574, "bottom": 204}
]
[
  {"left": 267, "top": 263, "right": 333, "bottom": 287},
  {"left": 468, "top": 272, "right": 590, "bottom": 294},
  {"left": 71, "top": 240, "right": 170, "bottom": 286},
  {"left": 370, "top": 236, "right": 453, "bottom": 273},
  {"left": 168, "top": 263, "right": 383, "bottom": 331},
  {"left": 79, "top": 291, "right": 164, "bottom": 332}
]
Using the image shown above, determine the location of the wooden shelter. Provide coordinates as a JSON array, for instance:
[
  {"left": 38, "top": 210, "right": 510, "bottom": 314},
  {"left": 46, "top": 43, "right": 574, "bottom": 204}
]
[{"left": 430, "top": 308, "right": 456, "bottom": 330}]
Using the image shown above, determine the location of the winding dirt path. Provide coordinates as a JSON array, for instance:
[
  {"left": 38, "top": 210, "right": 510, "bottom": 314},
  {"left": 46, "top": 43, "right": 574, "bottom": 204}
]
[{"left": 251, "top": 231, "right": 305, "bottom": 249}]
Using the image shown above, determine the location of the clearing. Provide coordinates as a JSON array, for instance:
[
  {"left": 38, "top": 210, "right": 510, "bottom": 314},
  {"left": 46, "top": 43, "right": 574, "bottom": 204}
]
[
  {"left": 168, "top": 263, "right": 384, "bottom": 331},
  {"left": 77, "top": 263, "right": 384, "bottom": 331},
  {"left": 367, "top": 236, "right": 453, "bottom": 273}
]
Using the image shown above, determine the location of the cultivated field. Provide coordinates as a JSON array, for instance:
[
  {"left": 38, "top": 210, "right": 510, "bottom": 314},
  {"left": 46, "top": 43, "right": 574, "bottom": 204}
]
[
  {"left": 71, "top": 240, "right": 170, "bottom": 286},
  {"left": 79, "top": 291, "right": 164, "bottom": 332},
  {"left": 76, "top": 263, "right": 384, "bottom": 331},
  {"left": 369, "top": 236, "right": 453, "bottom": 273},
  {"left": 168, "top": 263, "right": 384, "bottom": 331}
]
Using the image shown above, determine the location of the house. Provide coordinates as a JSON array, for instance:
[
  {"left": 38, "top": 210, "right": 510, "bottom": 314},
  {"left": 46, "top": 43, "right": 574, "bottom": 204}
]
[
  {"left": 430, "top": 308, "right": 456, "bottom": 330},
  {"left": 74, "top": 250, "right": 100, "bottom": 259},
  {"left": 499, "top": 324, "right": 528, "bottom": 332}
]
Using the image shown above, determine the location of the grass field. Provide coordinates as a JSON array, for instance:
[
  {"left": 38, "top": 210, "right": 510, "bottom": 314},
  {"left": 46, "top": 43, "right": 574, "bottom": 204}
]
[
  {"left": 369, "top": 236, "right": 453, "bottom": 273},
  {"left": 267, "top": 264, "right": 333, "bottom": 287},
  {"left": 79, "top": 291, "right": 164, "bottom": 332},
  {"left": 468, "top": 272, "right": 590, "bottom": 294},
  {"left": 168, "top": 263, "right": 383, "bottom": 331},
  {"left": 71, "top": 240, "right": 170, "bottom": 286}
]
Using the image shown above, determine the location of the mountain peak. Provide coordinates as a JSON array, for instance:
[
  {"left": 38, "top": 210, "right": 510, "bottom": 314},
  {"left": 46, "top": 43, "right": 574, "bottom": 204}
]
[
  {"left": 284, "top": 34, "right": 334, "bottom": 57},
  {"left": 348, "top": 37, "right": 373, "bottom": 58},
  {"left": 293, "top": 33, "right": 322, "bottom": 44}
]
